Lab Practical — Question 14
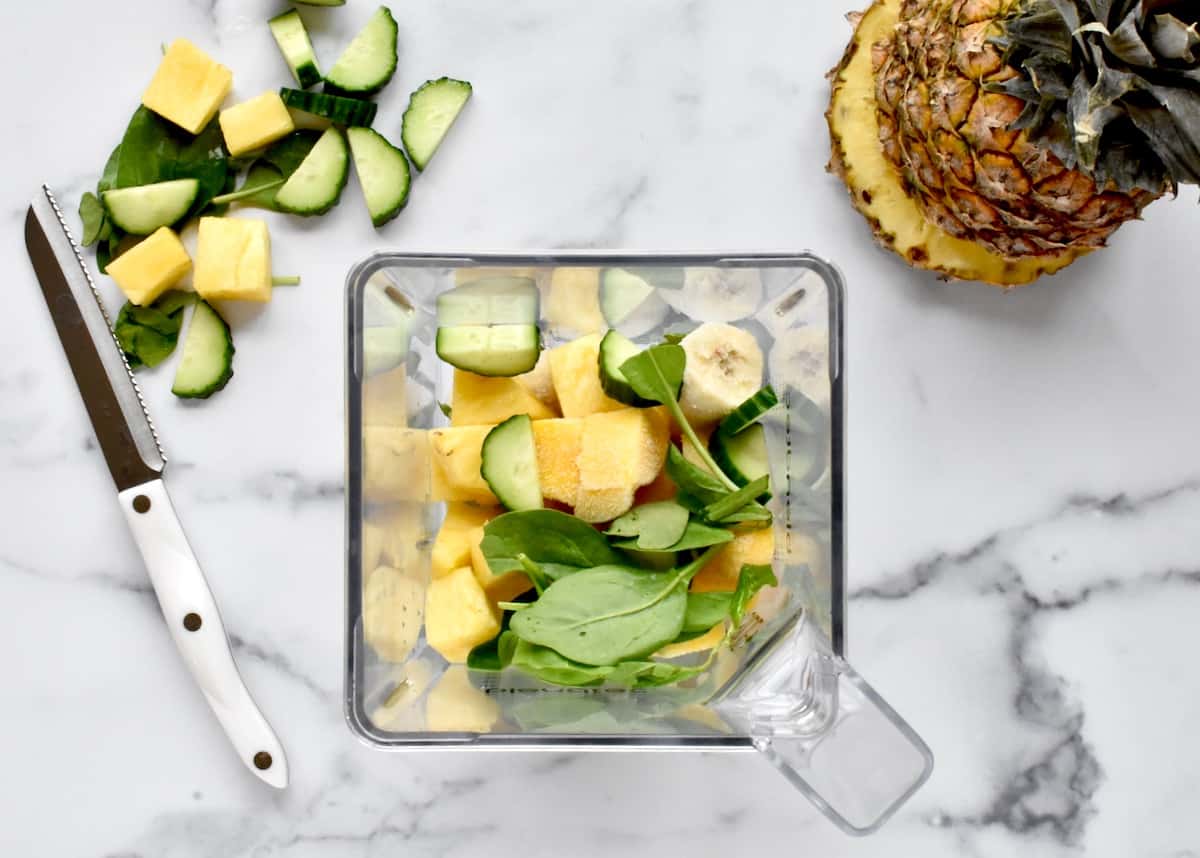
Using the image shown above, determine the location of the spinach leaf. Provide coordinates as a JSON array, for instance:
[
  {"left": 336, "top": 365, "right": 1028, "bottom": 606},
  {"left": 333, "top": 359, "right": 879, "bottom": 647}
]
[
  {"left": 665, "top": 446, "right": 728, "bottom": 505},
  {"left": 78, "top": 193, "right": 107, "bottom": 247},
  {"left": 260, "top": 129, "right": 322, "bottom": 175},
  {"left": 621, "top": 345, "right": 738, "bottom": 491},
  {"left": 467, "top": 629, "right": 518, "bottom": 672},
  {"left": 481, "top": 509, "right": 621, "bottom": 578},
  {"left": 113, "top": 107, "right": 228, "bottom": 212},
  {"left": 508, "top": 639, "right": 615, "bottom": 686},
  {"left": 97, "top": 144, "right": 121, "bottom": 194},
  {"left": 611, "top": 519, "right": 732, "bottom": 554},
  {"left": 704, "top": 475, "right": 771, "bottom": 521},
  {"left": 730, "top": 563, "right": 778, "bottom": 628},
  {"left": 682, "top": 591, "right": 733, "bottom": 634},
  {"left": 112, "top": 291, "right": 193, "bottom": 369},
  {"left": 604, "top": 501, "right": 689, "bottom": 550},
  {"left": 662, "top": 332, "right": 686, "bottom": 345}
]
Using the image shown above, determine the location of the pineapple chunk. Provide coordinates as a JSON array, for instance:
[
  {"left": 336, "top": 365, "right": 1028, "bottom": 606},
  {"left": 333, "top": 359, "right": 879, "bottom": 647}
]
[
  {"left": 531, "top": 418, "right": 584, "bottom": 504},
  {"left": 361, "top": 503, "right": 427, "bottom": 580},
  {"left": 547, "top": 333, "right": 625, "bottom": 418},
  {"left": 450, "top": 369, "right": 555, "bottom": 426},
  {"left": 468, "top": 526, "right": 533, "bottom": 602},
  {"left": 544, "top": 267, "right": 605, "bottom": 335},
  {"left": 363, "top": 427, "right": 430, "bottom": 502},
  {"left": 425, "top": 666, "right": 501, "bottom": 732},
  {"left": 431, "top": 503, "right": 498, "bottom": 578},
  {"left": 656, "top": 623, "right": 726, "bottom": 659},
  {"left": 692, "top": 527, "right": 776, "bottom": 593},
  {"left": 574, "top": 408, "right": 669, "bottom": 522},
  {"left": 194, "top": 217, "right": 272, "bottom": 302},
  {"left": 105, "top": 227, "right": 191, "bottom": 306},
  {"left": 362, "top": 364, "right": 409, "bottom": 428},
  {"left": 425, "top": 566, "right": 501, "bottom": 663},
  {"left": 362, "top": 565, "right": 425, "bottom": 663},
  {"left": 429, "top": 425, "right": 497, "bottom": 504},
  {"left": 219, "top": 91, "right": 295, "bottom": 157},
  {"left": 142, "top": 39, "right": 233, "bottom": 134}
]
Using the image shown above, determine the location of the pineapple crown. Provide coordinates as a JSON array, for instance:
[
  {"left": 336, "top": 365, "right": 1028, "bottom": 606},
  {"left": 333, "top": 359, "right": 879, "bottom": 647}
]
[{"left": 991, "top": 0, "right": 1200, "bottom": 194}]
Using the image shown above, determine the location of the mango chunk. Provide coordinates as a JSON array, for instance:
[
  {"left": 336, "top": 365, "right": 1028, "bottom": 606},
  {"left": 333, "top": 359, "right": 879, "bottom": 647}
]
[
  {"left": 692, "top": 527, "right": 776, "bottom": 593},
  {"left": 450, "top": 369, "right": 555, "bottom": 426},
  {"left": 431, "top": 503, "right": 499, "bottom": 578},
  {"left": 574, "top": 408, "right": 669, "bottom": 522},
  {"left": 425, "top": 566, "right": 501, "bottom": 663},
  {"left": 142, "top": 39, "right": 233, "bottom": 134},
  {"left": 656, "top": 623, "right": 726, "bottom": 659},
  {"left": 363, "top": 565, "right": 425, "bottom": 663},
  {"left": 425, "top": 666, "right": 501, "bottom": 732},
  {"left": 547, "top": 333, "right": 626, "bottom": 418},
  {"left": 105, "top": 227, "right": 191, "bottom": 306},
  {"left": 531, "top": 418, "right": 584, "bottom": 505},
  {"left": 468, "top": 526, "right": 533, "bottom": 602},
  {"left": 194, "top": 217, "right": 272, "bottom": 303},
  {"left": 429, "top": 425, "right": 497, "bottom": 504},
  {"left": 219, "top": 91, "right": 295, "bottom": 157},
  {"left": 363, "top": 427, "right": 430, "bottom": 503}
]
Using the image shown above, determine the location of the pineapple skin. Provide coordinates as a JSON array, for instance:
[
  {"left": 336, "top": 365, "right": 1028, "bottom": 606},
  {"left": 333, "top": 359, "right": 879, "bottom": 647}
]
[{"left": 827, "top": 0, "right": 1160, "bottom": 287}]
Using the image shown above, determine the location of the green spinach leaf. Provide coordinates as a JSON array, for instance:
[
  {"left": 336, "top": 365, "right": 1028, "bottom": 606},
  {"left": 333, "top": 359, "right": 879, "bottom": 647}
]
[
  {"left": 97, "top": 144, "right": 122, "bottom": 194},
  {"left": 467, "top": 630, "right": 518, "bottom": 672},
  {"left": 611, "top": 519, "right": 732, "bottom": 554},
  {"left": 481, "top": 509, "right": 621, "bottom": 578},
  {"left": 704, "top": 475, "right": 771, "bottom": 521},
  {"left": 604, "top": 500, "right": 690, "bottom": 550},
  {"left": 665, "top": 446, "right": 728, "bottom": 505},
  {"left": 730, "top": 563, "right": 778, "bottom": 628},
  {"left": 682, "top": 591, "right": 733, "bottom": 634},
  {"left": 78, "top": 193, "right": 107, "bottom": 247},
  {"left": 112, "top": 291, "right": 193, "bottom": 369},
  {"left": 113, "top": 107, "right": 228, "bottom": 213},
  {"left": 508, "top": 639, "right": 615, "bottom": 686}
]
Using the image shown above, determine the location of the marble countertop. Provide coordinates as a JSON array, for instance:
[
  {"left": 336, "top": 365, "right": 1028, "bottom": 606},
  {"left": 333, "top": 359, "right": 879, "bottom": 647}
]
[{"left": 4, "top": 0, "right": 1200, "bottom": 854}]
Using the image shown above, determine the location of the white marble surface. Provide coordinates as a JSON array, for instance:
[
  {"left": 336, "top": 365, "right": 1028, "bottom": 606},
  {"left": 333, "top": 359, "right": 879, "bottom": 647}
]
[{"left": 3, "top": 0, "right": 1200, "bottom": 854}]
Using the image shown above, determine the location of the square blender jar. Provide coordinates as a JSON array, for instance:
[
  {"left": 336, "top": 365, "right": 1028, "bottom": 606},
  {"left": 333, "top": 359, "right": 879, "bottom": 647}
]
[{"left": 345, "top": 254, "right": 932, "bottom": 835}]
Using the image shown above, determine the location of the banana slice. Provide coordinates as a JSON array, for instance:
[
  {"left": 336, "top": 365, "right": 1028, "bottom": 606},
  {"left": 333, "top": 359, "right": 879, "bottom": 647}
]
[
  {"left": 514, "top": 350, "right": 559, "bottom": 412},
  {"left": 663, "top": 268, "right": 764, "bottom": 323},
  {"left": 768, "top": 325, "right": 830, "bottom": 412},
  {"left": 678, "top": 322, "right": 765, "bottom": 425}
]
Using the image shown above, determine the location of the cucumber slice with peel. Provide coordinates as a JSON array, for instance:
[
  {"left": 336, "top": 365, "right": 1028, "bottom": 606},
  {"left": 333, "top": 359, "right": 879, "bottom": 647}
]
[
  {"left": 481, "top": 414, "right": 542, "bottom": 511},
  {"left": 279, "top": 88, "right": 377, "bottom": 126},
  {"left": 436, "top": 277, "right": 538, "bottom": 327},
  {"left": 101, "top": 179, "right": 198, "bottom": 235},
  {"left": 401, "top": 78, "right": 472, "bottom": 170},
  {"left": 717, "top": 386, "right": 779, "bottom": 436},
  {"left": 270, "top": 10, "right": 322, "bottom": 89},
  {"left": 598, "top": 330, "right": 653, "bottom": 407},
  {"left": 346, "top": 127, "right": 411, "bottom": 227},
  {"left": 273, "top": 127, "right": 349, "bottom": 216},
  {"left": 172, "top": 301, "right": 234, "bottom": 399},
  {"left": 323, "top": 6, "right": 397, "bottom": 95},
  {"left": 710, "top": 423, "right": 771, "bottom": 500},
  {"left": 601, "top": 268, "right": 669, "bottom": 337},
  {"left": 436, "top": 325, "right": 540, "bottom": 377}
]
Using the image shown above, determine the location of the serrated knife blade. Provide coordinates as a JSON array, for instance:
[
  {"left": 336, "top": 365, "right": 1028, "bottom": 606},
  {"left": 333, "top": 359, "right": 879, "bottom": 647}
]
[{"left": 25, "top": 185, "right": 289, "bottom": 788}]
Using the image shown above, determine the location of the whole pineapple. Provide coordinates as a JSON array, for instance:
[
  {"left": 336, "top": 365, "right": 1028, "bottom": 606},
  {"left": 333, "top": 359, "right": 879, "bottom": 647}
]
[{"left": 828, "top": 0, "right": 1200, "bottom": 286}]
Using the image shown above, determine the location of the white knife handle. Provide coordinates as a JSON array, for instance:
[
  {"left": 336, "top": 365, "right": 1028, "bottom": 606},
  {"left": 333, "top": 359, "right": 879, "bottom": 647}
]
[{"left": 118, "top": 479, "right": 289, "bottom": 788}]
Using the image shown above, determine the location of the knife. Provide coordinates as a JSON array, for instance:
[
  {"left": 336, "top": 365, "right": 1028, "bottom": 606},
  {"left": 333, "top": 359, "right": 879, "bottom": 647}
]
[{"left": 24, "top": 185, "right": 288, "bottom": 789}]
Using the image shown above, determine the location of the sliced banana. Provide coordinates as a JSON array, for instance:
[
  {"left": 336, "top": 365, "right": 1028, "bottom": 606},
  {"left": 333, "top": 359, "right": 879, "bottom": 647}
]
[
  {"left": 768, "top": 325, "right": 830, "bottom": 412},
  {"left": 544, "top": 267, "right": 606, "bottom": 337},
  {"left": 363, "top": 565, "right": 426, "bottom": 663},
  {"left": 678, "top": 322, "right": 765, "bottom": 425},
  {"left": 514, "top": 350, "right": 559, "bottom": 412},
  {"left": 663, "top": 268, "right": 764, "bottom": 323}
]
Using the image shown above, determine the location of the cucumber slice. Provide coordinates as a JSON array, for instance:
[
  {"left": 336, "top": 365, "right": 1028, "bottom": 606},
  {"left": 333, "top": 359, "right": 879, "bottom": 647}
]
[
  {"left": 171, "top": 301, "right": 234, "bottom": 399},
  {"left": 601, "top": 268, "right": 669, "bottom": 338},
  {"left": 710, "top": 423, "right": 771, "bottom": 500},
  {"left": 363, "top": 326, "right": 410, "bottom": 377},
  {"left": 717, "top": 386, "right": 779, "bottom": 436},
  {"left": 598, "top": 330, "right": 653, "bottom": 407},
  {"left": 101, "top": 179, "right": 198, "bottom": 235},
  {"left": 323, "top": 6, "right": 397, "bottom": 96},
  {"left": 273, "top": 127, "right": 349, "bottom": 216},
  {"left": 269, "top": 10, "right": 322, "bottom": 89},
  {"left": 436, "top": 277, "right": 538, "bottom": 327},
  {"left": 279, "top": 87, "right": 377, "bottom": 126},
  {"left": 346, "top": 127, "right": 411, "bottom": 227},
  {"left": 436, "top": 325, "right": 540, "bottom": 377},
  {"left": 481, "top": 414, "right": 542, "bottom": 511},
  {"left": 401, "top": 78, "right": 472, "bottom": 170}
]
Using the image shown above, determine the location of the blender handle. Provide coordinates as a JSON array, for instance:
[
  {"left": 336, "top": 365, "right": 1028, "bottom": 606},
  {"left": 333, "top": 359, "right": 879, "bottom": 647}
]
[{"left": 714, "top": 615, "right": 933, "bottom": 836}]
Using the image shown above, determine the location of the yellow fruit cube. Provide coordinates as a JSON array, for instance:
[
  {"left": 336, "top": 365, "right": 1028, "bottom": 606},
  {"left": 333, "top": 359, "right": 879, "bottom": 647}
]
[
  {"left": 544, "top": 267, "right": 605, "bottom": 335},
  {"left": 142, "top": 39, "right": 233, "bottom": 134},
  {"left": 219, "top": 92, "right": 295, "bottom": 157},
  {"left": 635, "top": 467, "right": 677, "bottom": 505},
  {"left": 656, "top": 623, "right": 726, "bottom": 659},
  {"left": 362, "top": 364, "right": 409, "bottom": 428},
  {"left": 425, "top": 667, "right": 500, "bottom": 732},
  {"left": 363, "top": 428, "right": 430, "bottom": 502},
  {"left": 194, "top": 217, "right": 272, "bottom": 302},
  {"left": 468, "top": 526, "right": 533, "bottom": 602},
  {"left": 362, "top": 503, "right": 427, "bottom": 579},
  {"left": 514, "top": 352, "right": 559, "bottom": 412},
  {"left": 425, "top": 566, "right": 501, "bottom": 663},
  {"left": 105, "top": 227, "right": 191, "bottom": 306},
  {"left": 548, "top": 333, "right": 626, "bottom": 418},
  {"left": 692, "top": 527, "right": 776, "bottom": 593},
  {"left": 531, "top": 418, "right": 583, "bottom": 504},
  {"left": 450, "top": 369, "right": 555, "bottom": 426},
  {"left": 454, "top": 267, "right": 538, "bottom": 286},
  {"left": 429, "top": 425, "right": 497, "bottom": 504},
  {"left": 431, "top": 503, "right": 498, "bottom": 578},
  {"left": 362, "top": 565, "right": 425, "bottom": 663},
  {"left": 574, "top": 408, "right": 668, "bottom": 522}
]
